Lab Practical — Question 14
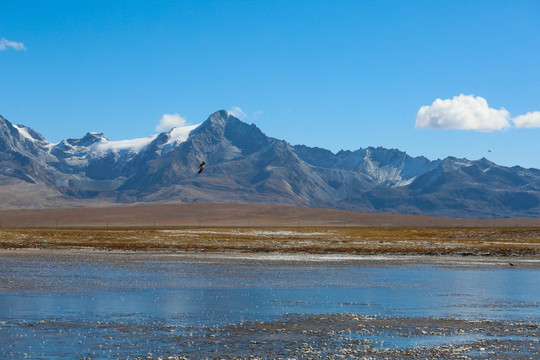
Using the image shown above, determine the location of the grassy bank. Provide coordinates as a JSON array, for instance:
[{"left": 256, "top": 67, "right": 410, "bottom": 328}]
[{"left": 1, "top": 227, "right": 540, "bottom": 256}]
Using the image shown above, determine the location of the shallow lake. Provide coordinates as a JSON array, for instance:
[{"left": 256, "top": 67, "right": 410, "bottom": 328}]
[{"left": 0, "top": 251, "right": 539, "bottom": 358}]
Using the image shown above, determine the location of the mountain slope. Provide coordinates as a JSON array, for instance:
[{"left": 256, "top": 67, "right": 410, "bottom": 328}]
[{"left": 1, "top": 111, "right": 540, "bottom": 218}]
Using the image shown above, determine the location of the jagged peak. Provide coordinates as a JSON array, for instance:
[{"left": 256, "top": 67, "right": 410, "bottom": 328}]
[
  {"left": 11, "top": 124, "right": 47, "bottom": 143},
  {"left": 203, "top": 110, "right": 231, "bottom": 126},
  {"left": 0, "top": 117, "right": 50, "bottom": 151},
  {"left": 212, "top": 109, "right": 231, "bottom": 120},
  {"left": 83, "top": 131, "right": 107, "bottom": 140},
  {"left": 192, "top": 109, "right": 259, "bottom": 136},
  {"left": 336, "top": 149, "right": 352, "bottom": 156},
  {"left": 190, "top": 110, "right": 228, "bottom": 135},
  {"left": 87, "top": 131, "right": 105, "bottom": 136},
  {"left": 67, "top": 132, "right": 108, "bottom": 147},
  {"left": 444, "top": 156, "right": 470, "bottom": 163},
  {"left": 295, "top": 144, "right": 335, "bottom": 154},
  {"left": 441, "top": 156, "right": 474, "bottom": 170},
  {"left": 475, "top": 157, "right": 497, "bottom": 168}
]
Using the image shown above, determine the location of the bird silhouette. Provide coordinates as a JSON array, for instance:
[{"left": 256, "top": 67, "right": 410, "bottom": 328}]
[{"left": 197, "top": 161, "right": 206, "bottom": 174}]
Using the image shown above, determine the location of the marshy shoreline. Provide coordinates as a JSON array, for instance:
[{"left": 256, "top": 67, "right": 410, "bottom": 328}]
[
  {"left": 2, "top": 225, "right": 539, "bottom": 359},
  {"left": 1, "top": 226, "right": 539, "bottom": 258}
]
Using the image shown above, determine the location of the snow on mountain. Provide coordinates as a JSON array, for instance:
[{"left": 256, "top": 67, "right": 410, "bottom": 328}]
[
  {"left": 294, "top": 145, "right": 439, "bottom": 188},
  {"left": 48, "top": 123, "right": 202, "bottom": 169},
  {"left": 90, "top": 134, "right": 159, "bottom": 154},
  {"left": 166, "top": 124, "right": 201, "bottom": 146},
  {"left": 58, "top": 123, "right": 203, "bottom": 157},
  {"left": 12, "top": 124, "right": 35, "bottom": 142}
]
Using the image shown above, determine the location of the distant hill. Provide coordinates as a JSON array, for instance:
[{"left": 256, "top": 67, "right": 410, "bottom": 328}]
[{"left": 1, "top": 110, "right": 540, "bottom": 218}]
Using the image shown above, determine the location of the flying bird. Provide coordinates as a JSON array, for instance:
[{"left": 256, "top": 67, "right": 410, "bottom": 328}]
[
  {"left": 197, "top": 161, "right": 206, "bottom": 174},
  {"left": 488, "top": 149, "right": 493, "bottom": 152}
]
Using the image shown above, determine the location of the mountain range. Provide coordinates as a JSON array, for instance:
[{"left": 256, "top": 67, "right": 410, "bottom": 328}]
[{"left": 2, "top": 110, "right": 540, "bottom": 218}]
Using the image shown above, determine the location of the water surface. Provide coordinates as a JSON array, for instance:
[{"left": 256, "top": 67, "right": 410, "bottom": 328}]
[{"left": 0, "top": 251, "right": 538, "bottom": 358}]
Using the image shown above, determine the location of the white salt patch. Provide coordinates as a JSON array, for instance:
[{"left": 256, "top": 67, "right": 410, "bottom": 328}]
[
  {"left": 245, "top": 230, "right": 330, "bottom": 237},
  {"left": 158, "top": 229, "right": 332, "bottom": 237}
]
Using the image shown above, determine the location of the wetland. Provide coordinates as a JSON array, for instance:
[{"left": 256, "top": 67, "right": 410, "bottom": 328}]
[{"left": 1, "top": 227, "right": 539, "bottom": 359}]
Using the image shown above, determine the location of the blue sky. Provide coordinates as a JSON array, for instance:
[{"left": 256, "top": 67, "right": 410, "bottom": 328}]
[{"left": 1, "top": 0, "right": 539, "bottom": 168}]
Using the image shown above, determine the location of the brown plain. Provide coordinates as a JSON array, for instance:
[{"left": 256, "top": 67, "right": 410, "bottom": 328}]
[{"left": 0, "top": 203, "right": 539, "bottom": 256}]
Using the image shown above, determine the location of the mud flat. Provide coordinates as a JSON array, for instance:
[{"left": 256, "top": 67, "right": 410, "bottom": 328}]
[
  {"left": 2, "top": 312, "right": 538, "bottom": 359},
  {"left": 211, "top": 313, "right": 540, "bottom": 360}
]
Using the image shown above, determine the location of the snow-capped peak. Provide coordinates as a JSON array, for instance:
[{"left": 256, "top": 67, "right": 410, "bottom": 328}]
[
  {"left": 89, "top": 123, "right": 201, "bottom": 154},
  {"left": 13, "top": 124, "right": 37, "bottom": 142},
  {"left": 90, "top": 134, "right": 159, "bottom": 153},
  {"left": 165, "top": 123, "right": 201, "bottom": 147}
]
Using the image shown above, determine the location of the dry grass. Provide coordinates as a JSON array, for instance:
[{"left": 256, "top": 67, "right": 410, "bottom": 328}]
[{"left": 1, "top": 227, "right": 540, "bottom": 256}]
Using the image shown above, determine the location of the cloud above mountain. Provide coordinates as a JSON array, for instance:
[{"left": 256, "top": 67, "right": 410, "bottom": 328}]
[
  {"left": 416, "top": 94, "right": 540, "bottom": 132},
  {"left": 513, "top": 111, "right": 540, "bottom": 128},
  {"left": 0, "top": 38, "right": 26, "bottom": 51},
  {"left": 415, "top": 95, "right": 511, "bottom": 132},
  {"left": 156, "top": 113, "right": 187, "bottom": 131}
]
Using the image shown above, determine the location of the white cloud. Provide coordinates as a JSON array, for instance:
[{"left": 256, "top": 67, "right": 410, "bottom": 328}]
[
  {"left": 156, "top": 113, "right": 188, "bottom": 132},
  {"left": 0, "top": 38, "right": 26, "bottom": 51},
  {"left": 227, "top": 106, "right": 247, "bottom": 119},
  {"left": 513, "top": 111, "right": 540, "bottom": 128},
  {"left": 415, "top": 94, "right": 511, "bottom": 132}
]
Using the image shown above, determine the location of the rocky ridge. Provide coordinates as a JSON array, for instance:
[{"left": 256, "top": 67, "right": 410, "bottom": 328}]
[{"left": 1, "top": 111, "right": 540, "bottom": 218}]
